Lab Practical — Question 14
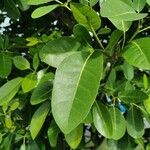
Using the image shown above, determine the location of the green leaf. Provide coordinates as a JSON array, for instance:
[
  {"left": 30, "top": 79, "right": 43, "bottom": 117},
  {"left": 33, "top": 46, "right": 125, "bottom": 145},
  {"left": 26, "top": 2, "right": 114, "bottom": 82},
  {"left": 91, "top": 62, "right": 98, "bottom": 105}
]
[
  {"left": 147, "top": 0, "right": 150, "bottom": 5},
  {"left": 4, "top": 0, "right": 20, "bottom": 19},
  {"left": 99, "top": 0, "right": 106, "bottom": 6},
  {"left": 144, "top": 98, "right": 150, "bottom": 114},
  {"left": 0, "top": 133, "right": 2, "bottom": 144},
  {"left": 109, "top": 19, "right": 132, "bottom": 31},
  {"left": 120, "top": 0, "right": 133, "bottom": 6},
  {"left": 106, "top": 30, "right": 123, "bottom": 52},
  {"left": 133, "top": 0, "right": 146, "bottom": 12},
  {"left": 79, "top": 0, "right": 89, "bottom": 5},
  {"left": 118, "top": 90, "right": 148, "bottom": 103},
  {"left": 27, "top": 0, "right": 53, "bottom": 5},
  {"left": 5, "top": 117, "right": 13, "bottom": 129},
  {"left": 107, "top": 140, "right": 118, "bottom": 150},
  {"left": 146, "top": 144, "right": 150, "bottom": 150},
  {"left": 90, "top": 0, "right": 99, "bottom": 6},
  {"left": 105, "top": 68, "right": 116, "bottom": 90},
  {"left": 73, "top": 24, "right": 92, "bottom": 45},
  {"left": 98, "top": 27, "right": 111, "bottom": 35},
  {"left": 93, "top": 103, "right": 112, "bottom": 138},
  {"left": 3, "top": 134, "right": 14, "bottom": 150},
  {"left": 20, "top": 143, "right": 27, "bottom": 150},
  {"left": 143, "top": 74, "right": 148, "bottom": 90},
  {"left": 109, "top": 107, "right": 126, "bottom": 140},
  {"left": 126, "top": 105, "right": 144, "bottom": 138},
  {"left": 47, "top": 120, "right": 60, "bottom": 147},
  {"left": 122, "top": 61, "right": 134, "bottom": 81},
  {"left": 31, "top": 5, "right": 58, "bottom": 19},
  {"left": 17, "top": 0, "right": 29, "bottom": 11},
  {"left": 30, "top": 102, "right": 50, "bottom": 140},
  {"left": 52, "top": 51, "right": 103, "bottom": 133},
  {"left": 30, "top": 81, "right": 52, "bottom": 105},
  {"left": 40, "top": 37, "right": 81, "bottom": 68},
  {"left": 123, "top": 38, "right": 150, "bottom": 70},
  {"left": 13, "top": 56, "right": 30, "bottom": 70},
  {"left": 65, "top": 125, "right": 83, "bottom": 149},
  {"left": 70, "top": 3, "right": 101, "bottom": 30},
  {"left": 83, "top": 110, "right": 93, "bottom": 124},
  {"left": 108, "top": 134, "right": 135, "bottom": 150},
  {"left": 33, "top": 53, "right": 39, "bottom": 70},
  {"left": 125, "top": 81, "right": 134, "bottom": 91},
  {"left": 0, "top": 77, "right": 22, "bottom": 105},
  {"left": 28, "top": 141, "right": 40, "bottom": 150},
  {"left": 100, "top": 0, "right": 147, "bottom": 21},
  {"left": 141, "top": 108, "right": 150, "bottom": 124},
  {"left": 0, "top": 53, "right": 12, "bottom": 78},
  {"left": 0, "top": 35, "right": 4, "bottom": 49},
  {"left": 38, "top": 72, "right": 55, "bottom": 85},
  {"left": 22, "top": 73, "right": 37, "bottom": 93},
  {"left": 9, "top": 100, "right": 20, "bottom": 111},
  {"left": 26, "top": 37, "right": 39, "bottom": 46}
]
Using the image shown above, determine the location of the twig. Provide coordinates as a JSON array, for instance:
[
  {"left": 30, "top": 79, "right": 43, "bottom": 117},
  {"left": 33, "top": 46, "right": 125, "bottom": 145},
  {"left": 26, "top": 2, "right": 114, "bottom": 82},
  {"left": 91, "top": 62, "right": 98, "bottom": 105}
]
[
  {"left": 138, "top": 26, "right": 150, "bottom": 33},
  {"left": 121, "top": 20, "right": 126, "bottom": 49},
  {"left": 55, "top": 0, "right": 71, "bottom": 11},
  {"left": 90, "top": 26, "right": 104, "bottom": 49},
  {"left": 128, "top": 21, "right": 140, "bottom": 43}
]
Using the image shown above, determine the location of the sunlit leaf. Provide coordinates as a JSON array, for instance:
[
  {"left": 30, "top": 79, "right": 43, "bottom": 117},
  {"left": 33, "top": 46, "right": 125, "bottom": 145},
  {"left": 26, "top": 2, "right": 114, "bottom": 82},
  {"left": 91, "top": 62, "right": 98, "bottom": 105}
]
[
  {"left": 30, "top": 102, "right": 50, "bottom": 139},
  {"left": 52, "top": 51, "right": 103, "bottom": 133}
]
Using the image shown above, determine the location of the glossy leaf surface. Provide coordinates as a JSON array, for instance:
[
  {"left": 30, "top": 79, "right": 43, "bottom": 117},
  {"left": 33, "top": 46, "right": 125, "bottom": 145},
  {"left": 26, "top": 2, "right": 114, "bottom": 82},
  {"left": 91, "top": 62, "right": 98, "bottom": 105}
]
[
  {"left": 40, "top": 37, "right": 81, "bottom": 68},
  {"left": 109, "top": 107, "right": 126, "bottom": 140},
  {"left": 101, "top": 0, "right": 147, "bottom": 21},
  {"left": 13, "top": 56, "right": 30, "bottom": 70},
  {"left": 93, "top": 103, "right": 112, "bottom": 138},
  {"left": 52, "top": 51, "right": 103, "bottom": 133},
  {"left": 31, "top": 5, "right": 58, "bottom": 18},
  {"left": 70, "top": 3, "right": 101, "bottom": 30},
  {"left": 123, "top": 38, "right": 150, "bottom": 70}
]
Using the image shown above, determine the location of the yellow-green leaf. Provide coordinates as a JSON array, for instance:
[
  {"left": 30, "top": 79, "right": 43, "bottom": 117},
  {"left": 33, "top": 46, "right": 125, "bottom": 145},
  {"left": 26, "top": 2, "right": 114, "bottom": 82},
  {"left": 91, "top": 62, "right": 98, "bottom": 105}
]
[
  {"left": 0, "top": 77, "right": 23, "bottom": 105},
  {"left": 13, "top": 56, "right": 30, "bottom": 70},
  {"left": 30, "top": 102, "right": 50, "bottom": 140},
  {"left": 22, "top": 73, "right": 37, "bottom": 93},
  {"left": 31, "top": 5, "right": 58, "bottom": 19}
]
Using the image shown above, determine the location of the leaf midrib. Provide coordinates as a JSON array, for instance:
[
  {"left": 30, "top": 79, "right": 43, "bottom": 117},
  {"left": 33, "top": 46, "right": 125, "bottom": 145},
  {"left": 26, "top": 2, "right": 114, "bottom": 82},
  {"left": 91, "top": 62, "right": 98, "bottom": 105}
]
[
  {"left": 67, "top": 52, "right": 93, "bottom": 126},
  {"left": 132, "top": 41, "right": 150, "bottom": 68},
  {"left": 110, "top": 11, "right": 135, "bottom": 18},
  {"left": 98, "top": 108, "right": 109, "bottom": 135}
]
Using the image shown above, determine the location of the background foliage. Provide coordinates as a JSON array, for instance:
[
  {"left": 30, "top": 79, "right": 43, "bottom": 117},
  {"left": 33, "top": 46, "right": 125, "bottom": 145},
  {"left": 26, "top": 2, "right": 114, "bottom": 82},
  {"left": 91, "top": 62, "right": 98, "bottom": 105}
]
[{"left": 0, "top": 0, "right": 150, "bottom": 149}]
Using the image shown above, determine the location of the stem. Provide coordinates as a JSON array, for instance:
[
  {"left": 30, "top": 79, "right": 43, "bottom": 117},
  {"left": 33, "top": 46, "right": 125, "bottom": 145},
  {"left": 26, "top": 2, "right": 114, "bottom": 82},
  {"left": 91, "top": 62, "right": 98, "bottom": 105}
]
[
  {"left": 128, "top": 21, "right": 140, "bottom": 43},
  {"left": 90, "top": 26, "right": 111, "bottom": 57},
  {"left": 99, "top": 62, "right": 114, "bottom": 100},
  {"left": 121, "top": 20, "right": 126, "bottom": 49},
  {"left": 54, "top": 0, "right": 63, "bottom": 4},
  {"left": 91, "top": 26, "right": 104, "bottom": 49},
  {"left": 138, "top": 26, "right": 150, "bottom": 33},
  {"left": 55, "top": 0, "right": 71, "bottom": 11},
  {"left": 63, "top": 4, "right": 71, "bottom": 11},
  {"left": 122, "top": 31, "right": 126, "bottom": 49}
]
